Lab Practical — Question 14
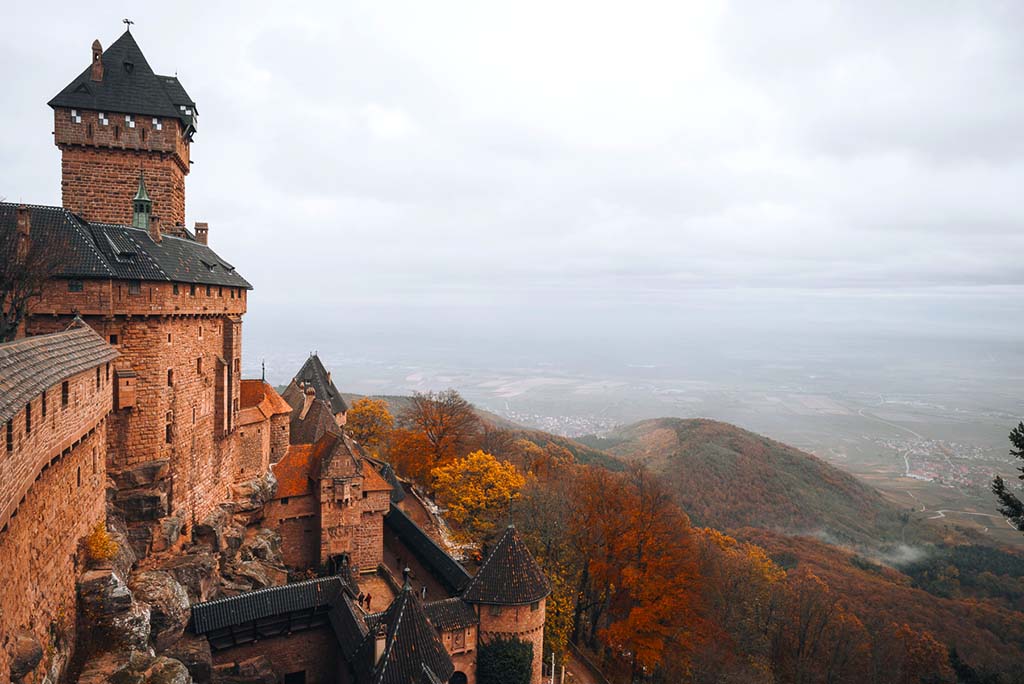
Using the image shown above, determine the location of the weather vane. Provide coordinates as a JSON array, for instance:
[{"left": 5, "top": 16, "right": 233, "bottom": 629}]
[{"left": 123, "top": 18, "right": 134, "bottom": 31}]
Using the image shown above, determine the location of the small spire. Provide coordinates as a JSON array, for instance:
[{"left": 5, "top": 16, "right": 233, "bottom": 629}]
[
  {"left": 132, "top": 171, "right": 152, "bottom": 231},
  {"left": 134, "top": 171, "right": 151, "bottom": 202},
  {"left": 402, "top": 567, "right": 412, "bottom": 591},
  {"left": 123, "top": 18, "right": 134, "bottom": 32},
  {"left": 261, "top": 359, "right": 266, "bottom": 382}
]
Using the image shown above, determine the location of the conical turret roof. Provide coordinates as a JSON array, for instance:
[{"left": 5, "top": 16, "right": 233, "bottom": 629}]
[
  {"left": 354, "top": 577, "right": 454, "bottom": 684},
  {"left": 462, "top": 525, "right": 550, "bottom": 605}
]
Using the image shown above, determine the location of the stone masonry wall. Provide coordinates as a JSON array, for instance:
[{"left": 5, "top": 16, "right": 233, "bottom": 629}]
[
  {"left": 27, "top": 287, "right": 247, "bottom": 543},
  {"left": 478, "top": 598, "right": 546, "bottom": 684},
  {"left": 444, "top": 627, "right": 479, "bottom": 684},
  {"left": 210, "top": 626, "right": 338, "bottom": 684},
  {"left": 265, "top": 493, "right": 320, "bottom": 570},
  {"left": 0, "top": 363, "right": 109, "bottom": 682},
  {"left": 54, "top": 108, "right": 189, "bottom": 226},
  {"left": 234, "top": 420, "right": 270, "bottom": 481},
  {"left": 270, "top": 413, "right": 290, "bottom": 464}
]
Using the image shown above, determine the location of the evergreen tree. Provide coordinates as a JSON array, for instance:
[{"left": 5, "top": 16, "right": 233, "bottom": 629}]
[
  {"left": 992, "top": 422, "right": 1024, "bottom": 531},
  {"left": 477, "top": 637, "right": 533, "bottom": 684}
]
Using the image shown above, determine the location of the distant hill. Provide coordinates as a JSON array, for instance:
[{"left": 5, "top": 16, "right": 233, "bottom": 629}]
[{"left": 583, "top": 418, "right": 909, "bottom": 543}]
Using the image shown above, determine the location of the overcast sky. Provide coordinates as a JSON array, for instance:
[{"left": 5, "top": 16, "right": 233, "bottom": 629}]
[{"left": 4, "top": 1, "right": 1024, "bottom": 372}]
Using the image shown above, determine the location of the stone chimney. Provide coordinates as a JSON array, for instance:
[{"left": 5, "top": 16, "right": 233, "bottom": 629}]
[
  {"left": 374, "top": 623, "right": 388, "bottom": 665},
  {"left": 194, "top": 222, "right": 209, "bottom": 245},
  {"left": 299, "top": 385, "right": 316, "bottom": 420},
  {"left": 149, "top": 215, "right": 162, "bottom": 244},
  {"left": 15, "top": 205, "right": 31, "bottom": 261},
  {"left": 90, "top": 40, "right": 104, "bottom": 82}
]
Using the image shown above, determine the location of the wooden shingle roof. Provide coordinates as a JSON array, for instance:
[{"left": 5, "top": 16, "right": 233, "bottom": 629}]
[{"left": 0, "top": 322, "right": 118, "bottom": 424}]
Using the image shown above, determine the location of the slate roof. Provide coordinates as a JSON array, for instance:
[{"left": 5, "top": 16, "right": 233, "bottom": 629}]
[
  {"left": 49, "top": 30, "right": 196, "bottom": 129},
  {"left": 352, "top": 581, "right": 454, "bottom": 684},
  {"left": 189, "top": 576, "right": 347, "bottom": 634},
  {"left": 0, "top": 203, "right": 251, "bottom": 288},
  {"left": 0, "top": 321, "right": 118, "bottom": 424},
  {"left": 292, "top": 354, "right": 348, "bottom": 414},
  {"left": 384, "top": 505, "right": 472, "bottom": 595},
  {"left": 378, "top": 461, "right": 407, "bottom": 504},
  {"left": 288, "top": 392, "right": 339, "bottom": 445},
  {"left": 424, "top": 598, "right": 478, "bottom": 632},
  {"left": 461, "top": 525, "right": 550, "bottom": 606}
]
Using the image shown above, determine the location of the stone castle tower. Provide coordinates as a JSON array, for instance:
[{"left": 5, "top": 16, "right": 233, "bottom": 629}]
[
  {"left": 24, "top": 29, "right": 253, "bottom": 556},
  {"left": 49, "top": 31, "right": 195, "bottom": 227},
  {"left": 463, "top": 525, "right": 551, "bottom": 683}
]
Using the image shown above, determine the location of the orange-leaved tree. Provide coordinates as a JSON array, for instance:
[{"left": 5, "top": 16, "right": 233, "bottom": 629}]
[
  {"left": 431, "top": 450, "right": 525, "bottom": 542},
  {"left": 346, "top": 397, "right": 394, "bottom": 456}
]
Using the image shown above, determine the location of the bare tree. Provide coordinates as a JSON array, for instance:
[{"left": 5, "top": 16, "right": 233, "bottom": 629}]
[
  {"left": 1, "top": 207, "right": 65, "bottom": 342},
  {"left": 400, "top": 389, "right": 481, "bottom": 466}
]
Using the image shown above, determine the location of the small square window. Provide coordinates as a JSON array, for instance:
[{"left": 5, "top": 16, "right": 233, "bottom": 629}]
[
  {"left": 109, "top": 334, "right": 118, "bottom": 345},
  {"left": 531, "top": 601, "right": 540, "bottom": 611},
  {"left": 68, "top": 280, "right": 84, "bottom": 292},
  {"left": 128, "top": 281, "right": 141, "bottom": 295}
]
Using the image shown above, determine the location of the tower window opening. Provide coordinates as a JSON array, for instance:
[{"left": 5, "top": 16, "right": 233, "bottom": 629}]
[{"left": 62, "top": 381, "right": 69, "bottom": 408}]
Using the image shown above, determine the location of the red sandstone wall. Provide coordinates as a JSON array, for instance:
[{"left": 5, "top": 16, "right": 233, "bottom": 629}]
[
  {"left": 265, "top": 494, "right": 321, "bottom": 569},
  {"left": 210, "top": 627, "right": 338, "bottom": 684},
  {"left": 235, "top": 420, "right": 270, "bottom": 481},
  {"left": 0, "top": 367, "right": 108, "bottom": 682},
  {"left": 270, "top": 413, "right": 290, "bottom": 464},
  {"left": 27, "top": 299, "right": 246, "bottom": 534},
  {"left": 478, "top": 599, "right": 546, "bottom": 684},
  {"left": 54, "top": 108, "right": 189, "bottom": 226},
  {"left": 0, "top": 364, "right": 111, "bottom": 531},
  {"left": 444, "top": 627, "right": 479, "bottom": 684},
  {"left": 30, "top": 279, "right": 247, "bottom": 319}
]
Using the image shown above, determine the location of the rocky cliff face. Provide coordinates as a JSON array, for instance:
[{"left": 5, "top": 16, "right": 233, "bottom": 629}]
[{"left": 69, "top": 471, "right": 286, "bottom": 683}]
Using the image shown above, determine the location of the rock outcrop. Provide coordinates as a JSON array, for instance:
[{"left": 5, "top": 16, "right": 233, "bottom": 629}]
[
  {"left": 130, "top": 571, "right": 191, "bottom": 650},
  {"left": 7, "top": 629, "right": 43, "bottom": 682}
]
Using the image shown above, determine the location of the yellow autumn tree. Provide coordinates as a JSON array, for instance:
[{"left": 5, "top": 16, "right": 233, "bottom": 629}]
[
  {"left": 431, "top": 450, "right": 526, "bottom": 542},
  {"left": 346, "top": 397, "right": 394, "bottom": 455}
]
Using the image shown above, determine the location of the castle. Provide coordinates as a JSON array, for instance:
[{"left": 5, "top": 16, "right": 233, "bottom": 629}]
[{"left": 0, "top": 28, "right": 547, "bottom": 684}]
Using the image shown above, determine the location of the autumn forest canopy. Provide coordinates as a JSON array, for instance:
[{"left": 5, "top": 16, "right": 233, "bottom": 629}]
[{"left": 343, "top": 390, "right": 1024, "bottom": 684}]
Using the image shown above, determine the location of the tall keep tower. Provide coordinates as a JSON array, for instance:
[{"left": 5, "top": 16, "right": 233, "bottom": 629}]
[{"left": 49, "top": 30, "right": 196, "bottom": 227}]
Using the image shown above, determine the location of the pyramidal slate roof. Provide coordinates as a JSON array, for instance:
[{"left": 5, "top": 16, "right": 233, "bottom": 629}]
[
  {"left": 293, "top": 354, "right": 348, "bottom": 414},
  {"left": 0, "top": 320, "right": 118, "bottom": 424},
  {"left": 353, "top": 581, "right": 454, "bottom": 684},
  {"left": 0, "top": 203, "right": 250, "bottom": 288},
  {"left": 49, "top": 30, "right": 196, "bottom": 130},
  {"left": 462, "top": 525, "right": 550, "bottom": 605}
]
